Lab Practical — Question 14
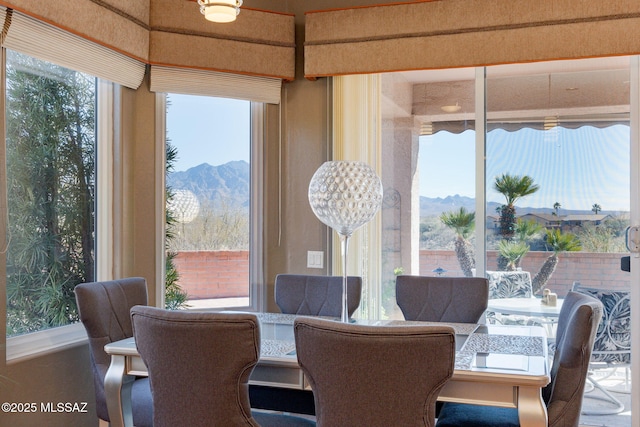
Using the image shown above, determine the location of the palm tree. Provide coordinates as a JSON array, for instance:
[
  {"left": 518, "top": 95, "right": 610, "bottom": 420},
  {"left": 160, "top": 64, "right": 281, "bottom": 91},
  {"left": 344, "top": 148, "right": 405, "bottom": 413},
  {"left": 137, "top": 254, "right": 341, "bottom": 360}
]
[
  {"left": 497, "top": 240, "right": 529, "bottom": 271},
  {"left": 497, "top": 219, "right": 544, "bottom": 270},
  {"left": 440, "top": 207, "right": 475, "bottom": 277},
  {"left": 553, "top": 202, "right": 561, "bottom": 216},
  {"left": 514, "top": 218, "right": 544, "bottom": 244},
  {"left": 592, "top": 203, "right": 602, "bottom": 214},
  {"left": 494, "top": 174, "right": 540, "bottom": 240},
  {"left": 531, "top": 229, "right": 581, "bottom": 294}
]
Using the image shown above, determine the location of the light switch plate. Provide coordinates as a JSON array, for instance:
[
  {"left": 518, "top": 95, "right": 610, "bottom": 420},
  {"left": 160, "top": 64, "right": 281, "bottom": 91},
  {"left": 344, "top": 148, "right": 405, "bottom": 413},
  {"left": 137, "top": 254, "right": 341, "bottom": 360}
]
[{"left": 307, "top": 251, "right": 324, "bottom": 269}]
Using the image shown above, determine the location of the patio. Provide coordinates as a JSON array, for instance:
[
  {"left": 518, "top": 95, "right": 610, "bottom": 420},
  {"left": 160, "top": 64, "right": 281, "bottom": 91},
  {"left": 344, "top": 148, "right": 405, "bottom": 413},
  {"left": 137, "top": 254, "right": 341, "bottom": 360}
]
[{"left": 581, "top": 368, "right": 631, "bottom": 427}]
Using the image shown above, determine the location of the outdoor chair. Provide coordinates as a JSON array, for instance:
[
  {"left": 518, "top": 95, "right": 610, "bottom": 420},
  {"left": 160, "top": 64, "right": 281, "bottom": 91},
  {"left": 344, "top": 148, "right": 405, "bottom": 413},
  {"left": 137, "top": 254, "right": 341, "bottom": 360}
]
[{"left": 572, "top": 282, "right": 631, "bottom": 415}]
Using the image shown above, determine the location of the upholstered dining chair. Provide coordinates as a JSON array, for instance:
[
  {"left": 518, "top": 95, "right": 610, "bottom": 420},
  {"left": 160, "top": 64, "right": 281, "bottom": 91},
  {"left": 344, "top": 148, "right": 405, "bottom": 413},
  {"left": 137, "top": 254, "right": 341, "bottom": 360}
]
[
  {"left": 275, "top": 274, "right": 362, "bottom": 318},
  {"left": 74, "top": 277, "right": 153, "bottom": 427},
  {"left": 436, "top": 290, "right": 603, "bottom": 427},
  {"left": 130, "top": 306, "right": 315, "bottom": 427},
  {"left": 395, "top": 275, "right": 489, "bottom": 323},
  {"left": 294, "top": 317, "right": 455, "bottom": 427}
]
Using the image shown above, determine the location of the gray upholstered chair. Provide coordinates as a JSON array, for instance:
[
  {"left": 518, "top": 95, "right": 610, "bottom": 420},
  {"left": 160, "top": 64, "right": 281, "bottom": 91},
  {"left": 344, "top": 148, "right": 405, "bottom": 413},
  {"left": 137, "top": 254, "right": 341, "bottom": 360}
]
[
  {"left": 294, "top": 317, "right": 455, "bottom": 427},
  {"left": 572, "top": 282, "right": 631, "bottom": 415},
  {"left": 74, "top": 277, "right": 153, "bottom": 427},
  {"left": 435, "top": 290, "right": 603, "bottom": 427},
  {"left": 395, "top": 275, "right": 489, "bottom": 323},
  {"left": 130, "top": 306, "right": 315, "bottom": 427},
  {"left": 275, "top": 274, "right": 362, "bottom": 318}
]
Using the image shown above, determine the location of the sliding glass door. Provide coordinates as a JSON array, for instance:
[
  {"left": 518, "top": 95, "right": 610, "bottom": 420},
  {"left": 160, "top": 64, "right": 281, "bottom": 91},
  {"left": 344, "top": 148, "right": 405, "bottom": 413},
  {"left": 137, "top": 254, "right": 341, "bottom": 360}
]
[{"left": 376, "top": 56, "right": 637, "bottom": 425}]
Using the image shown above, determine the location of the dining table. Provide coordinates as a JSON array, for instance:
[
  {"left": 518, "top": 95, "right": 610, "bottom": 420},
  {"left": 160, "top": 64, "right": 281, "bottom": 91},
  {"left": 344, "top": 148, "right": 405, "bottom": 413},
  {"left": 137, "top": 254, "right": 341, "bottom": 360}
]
[{"left": 104, "top": 312, "right": 550, "bottom": 427}]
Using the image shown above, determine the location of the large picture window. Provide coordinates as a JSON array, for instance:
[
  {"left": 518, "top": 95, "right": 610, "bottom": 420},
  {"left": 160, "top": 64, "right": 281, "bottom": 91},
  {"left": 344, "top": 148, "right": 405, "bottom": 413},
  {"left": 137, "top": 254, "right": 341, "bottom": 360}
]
[{"left": 5, "top": 50, "right": 96, "bottom": 336}]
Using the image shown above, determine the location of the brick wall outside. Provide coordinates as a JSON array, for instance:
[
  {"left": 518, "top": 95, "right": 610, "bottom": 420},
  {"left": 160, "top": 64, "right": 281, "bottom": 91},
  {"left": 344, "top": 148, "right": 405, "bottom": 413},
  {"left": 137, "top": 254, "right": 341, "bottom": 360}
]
[
  {"left": 173, "top": 251, "right": 249, "bottom": 299},
  {"left": 420, "top": 250, "right": 630, "bottom": 296},
  {"left": 174, "top": 250, "right": 630, "bottom": 300}
]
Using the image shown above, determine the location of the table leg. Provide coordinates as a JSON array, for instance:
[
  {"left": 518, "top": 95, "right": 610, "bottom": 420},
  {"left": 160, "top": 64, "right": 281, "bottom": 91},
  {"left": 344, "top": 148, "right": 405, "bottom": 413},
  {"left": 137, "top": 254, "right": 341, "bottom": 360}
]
[
  {"left": 517, "top": 386, "right": 548, "bottom": 427},
  {"left": 104, "top": 354, "right": 135, "bottom": 427}
]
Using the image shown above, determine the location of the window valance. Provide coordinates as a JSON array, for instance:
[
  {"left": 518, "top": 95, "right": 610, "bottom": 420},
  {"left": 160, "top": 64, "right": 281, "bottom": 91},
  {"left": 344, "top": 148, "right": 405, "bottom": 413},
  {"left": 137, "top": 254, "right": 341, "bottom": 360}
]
[{"left": 304, "top": 0, "right": 640, "bottom": 79}]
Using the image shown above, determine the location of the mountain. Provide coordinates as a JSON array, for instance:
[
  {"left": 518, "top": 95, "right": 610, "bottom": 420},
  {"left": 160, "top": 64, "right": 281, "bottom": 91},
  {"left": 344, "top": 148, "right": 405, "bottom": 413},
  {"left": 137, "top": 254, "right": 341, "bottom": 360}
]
[
  {"left": 420, "top": 194, "right": 620, "bottom": 218},
  {"left": 167, "top": 165, "right": 621, "bottom": 218},
  {"left": 167, "top": 161, "right": 250, "bottom": 210}
]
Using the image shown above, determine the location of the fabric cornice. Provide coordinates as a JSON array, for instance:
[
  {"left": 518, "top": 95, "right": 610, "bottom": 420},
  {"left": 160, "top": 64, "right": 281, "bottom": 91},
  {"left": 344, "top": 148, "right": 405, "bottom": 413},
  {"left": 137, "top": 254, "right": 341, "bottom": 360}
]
[
  {"left": 304, "top": 0, "right": 640, "bottom": 78},
  {"left": 0, "top": 6, "right": 146, "bottom": 89},
  {"left": 0, "top": 0, "right": 149, "bottom": 62},
  {"left": 150, "top": 0, "right": 295, "bottom": 81},
  {"left": 2, "top": 0, "right": 296, "bottom": 82}
]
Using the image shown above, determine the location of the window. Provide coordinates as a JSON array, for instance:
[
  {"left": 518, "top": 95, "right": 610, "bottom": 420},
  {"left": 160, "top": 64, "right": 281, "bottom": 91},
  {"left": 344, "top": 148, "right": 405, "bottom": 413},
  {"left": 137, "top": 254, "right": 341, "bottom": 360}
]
[
  {"left": 165, "top": 94, "right": 257, "bottom": 310},
  {"left": 4, "top": 50, "right": 97, "bottom": 336}
]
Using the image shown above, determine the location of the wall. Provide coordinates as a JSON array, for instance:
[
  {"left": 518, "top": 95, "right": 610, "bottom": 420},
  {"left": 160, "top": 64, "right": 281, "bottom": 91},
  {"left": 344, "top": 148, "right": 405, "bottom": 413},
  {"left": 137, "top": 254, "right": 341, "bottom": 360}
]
[
  {"left": 420, "top": 250, "right": 631, "bottom": 296},
  {"left": 176, "top": 250, "right": 631, "bottom": 301},
  {"left": 0, "top": 345, "right": 97, "bottom": 427},
  {"left": 174, "top": 251, "right": 249, "bottom": 299}
]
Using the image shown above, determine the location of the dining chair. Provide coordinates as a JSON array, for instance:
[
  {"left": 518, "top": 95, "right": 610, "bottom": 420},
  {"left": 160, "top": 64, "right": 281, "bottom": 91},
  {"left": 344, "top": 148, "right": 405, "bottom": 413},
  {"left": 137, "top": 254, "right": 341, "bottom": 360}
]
[
  {"left": 395, "top": 275, "right": 489, "bottom": 323},
  {"left": 274, "top": 274, "right": 362, "bottom": 317},
  {"left": 74, "top": 277, "right": 153, "bottom": 427},
  {"left": 436, "top": 290, "right": 603, "bottom": 427},
  {"left": 294, "top": 316, "right": 455, "bottom": 427},
  {"left": 130, "top": 306, "right": 315, "bottom": 427},
  {"left": 572, "top": 282, "right": 630, "bottom": 415}
]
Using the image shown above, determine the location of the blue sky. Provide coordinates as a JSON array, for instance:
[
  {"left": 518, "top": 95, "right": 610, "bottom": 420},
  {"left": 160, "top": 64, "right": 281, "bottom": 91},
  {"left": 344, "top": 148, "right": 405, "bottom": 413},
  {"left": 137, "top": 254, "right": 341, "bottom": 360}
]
[
  {"left": 166, "top": 93, "right": 250, "bottom": 172},
  {"left": 167, "top": 94, "right": 630, "bottom": 213},
  {"left": 419, "top": 125, "right": 630, "bottom": 212}
]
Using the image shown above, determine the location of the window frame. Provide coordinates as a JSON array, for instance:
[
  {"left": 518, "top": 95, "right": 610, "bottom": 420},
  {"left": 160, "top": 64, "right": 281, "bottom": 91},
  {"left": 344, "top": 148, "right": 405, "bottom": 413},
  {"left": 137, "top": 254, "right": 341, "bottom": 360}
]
[{"left": 160, "top": 93, "right": 264, "bottom": 313}]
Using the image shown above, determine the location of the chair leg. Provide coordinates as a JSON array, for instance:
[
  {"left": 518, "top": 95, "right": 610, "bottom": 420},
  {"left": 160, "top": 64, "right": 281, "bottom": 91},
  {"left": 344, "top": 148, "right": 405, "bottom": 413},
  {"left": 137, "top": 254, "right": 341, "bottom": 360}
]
[{"left": 581, "top": 375, "right": 625, "bottom": 415}]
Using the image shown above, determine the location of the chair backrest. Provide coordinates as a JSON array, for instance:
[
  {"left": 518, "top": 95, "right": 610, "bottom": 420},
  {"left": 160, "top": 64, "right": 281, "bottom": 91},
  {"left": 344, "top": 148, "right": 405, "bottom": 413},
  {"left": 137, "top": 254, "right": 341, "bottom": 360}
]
[
  {"left": 74, "top": 277, "right": 148, "bottom": 421},
  {"left": 543, "top": 291, "right": 603, "bottom": 427},
  {"left": 572, "top": 282, "right": 631, "bottom": 365},
  {"left": 395, "top": 275, "right": 489, "bottom": 323},
  {"left": 275, "top": 274, "right": 362, "bottom": 317},
  {"left": 294, "top": 317, "right": 455, "bottom": 427},
  {"left": 130, "top": 306, "right": 260, "bottom": 427},
  {"left": 486, "top": 270, "right": 533, "bottom": 299}
]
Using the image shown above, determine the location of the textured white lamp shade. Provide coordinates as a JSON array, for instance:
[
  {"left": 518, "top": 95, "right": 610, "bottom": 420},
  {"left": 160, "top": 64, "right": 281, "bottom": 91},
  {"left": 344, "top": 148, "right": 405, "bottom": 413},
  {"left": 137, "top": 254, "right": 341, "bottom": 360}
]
[
  {"left": 308, "top": 161, "right": 383, "bottom": 238},
  {"left": 198, "top": 0, "right": 243, "bottom": 23}
]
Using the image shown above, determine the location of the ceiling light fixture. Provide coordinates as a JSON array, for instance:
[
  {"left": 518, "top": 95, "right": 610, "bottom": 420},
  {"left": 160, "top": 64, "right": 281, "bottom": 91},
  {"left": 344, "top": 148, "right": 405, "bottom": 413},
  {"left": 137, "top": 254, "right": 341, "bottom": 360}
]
[
  {"left": 198, "top": 0, "right": 243, "bottom": 23},
  {"left": 440, "top": 102, "right": 461, "bottom": 113}
]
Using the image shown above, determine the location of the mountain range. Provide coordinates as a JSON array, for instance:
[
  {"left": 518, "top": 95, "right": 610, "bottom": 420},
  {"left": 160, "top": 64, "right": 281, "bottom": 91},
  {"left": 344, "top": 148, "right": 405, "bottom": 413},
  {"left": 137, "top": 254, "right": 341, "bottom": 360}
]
[
  {"left": 168, "top": 161, "right": 250, "bottom": 210},
  {"left": 169, "top": 161, "right": 617, "bottom": 217}
]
